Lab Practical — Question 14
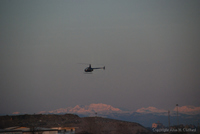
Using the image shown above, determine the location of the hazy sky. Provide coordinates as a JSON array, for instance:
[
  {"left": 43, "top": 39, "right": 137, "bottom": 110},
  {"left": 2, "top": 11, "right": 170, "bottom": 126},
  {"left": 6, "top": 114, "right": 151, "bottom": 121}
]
[{"left": 1, "top": 0, "right": 200, "bottom": 114}]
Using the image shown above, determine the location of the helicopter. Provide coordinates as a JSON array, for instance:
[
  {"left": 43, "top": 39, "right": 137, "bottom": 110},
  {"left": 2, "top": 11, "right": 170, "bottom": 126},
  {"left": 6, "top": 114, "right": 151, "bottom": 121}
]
[{"left": 84, "top": 64, "right": 105, "bottom": 72}]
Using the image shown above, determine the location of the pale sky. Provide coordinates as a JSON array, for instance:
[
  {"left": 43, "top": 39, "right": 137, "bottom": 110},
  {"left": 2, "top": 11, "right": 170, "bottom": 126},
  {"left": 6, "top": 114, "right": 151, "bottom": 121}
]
[{"left": 0, "top": 0, "right": 200, "bottom": 114}]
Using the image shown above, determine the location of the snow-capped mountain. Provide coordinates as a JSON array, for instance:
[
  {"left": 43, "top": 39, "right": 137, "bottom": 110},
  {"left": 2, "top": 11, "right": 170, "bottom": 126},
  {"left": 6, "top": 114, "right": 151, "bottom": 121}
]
[
  {"left": 36, "top": 104, "right": 200, "bottom": 127},
  {"left": 38, "top": 103, "right": 126, "bottom": 116}
]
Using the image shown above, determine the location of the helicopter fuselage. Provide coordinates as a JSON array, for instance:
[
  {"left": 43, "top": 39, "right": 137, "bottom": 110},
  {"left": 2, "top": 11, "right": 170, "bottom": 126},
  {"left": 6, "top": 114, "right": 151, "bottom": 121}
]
[
  {"left": 84, "top": 67, "right": 93, "bottom": 72},
  {"left": 84, "top": 64, "right": 105, "bottom": 72}
]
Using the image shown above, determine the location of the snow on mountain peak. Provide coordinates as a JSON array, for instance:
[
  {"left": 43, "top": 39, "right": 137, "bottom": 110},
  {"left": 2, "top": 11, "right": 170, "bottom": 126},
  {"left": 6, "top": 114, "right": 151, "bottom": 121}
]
[
  {"left": 173, "top": 105, "right": 200, "bottom": 115},
  {"left": 38, "top": 103, "right": 122, "bottom": 115},
  {"left": 88, "top": 103, "right": 122, "bottom": 112},
  {"left": 69, "top": 103, "right": 122, "bottom": 114}
]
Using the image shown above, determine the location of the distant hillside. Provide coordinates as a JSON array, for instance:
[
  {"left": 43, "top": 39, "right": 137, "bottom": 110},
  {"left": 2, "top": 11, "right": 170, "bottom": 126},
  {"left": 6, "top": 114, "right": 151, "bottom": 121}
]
[
  {"left": 0, "top": 114, "right": 150, "bottom": 134},
  {"left": 0, "top": 114, "right": 80, "bottom": 128}
]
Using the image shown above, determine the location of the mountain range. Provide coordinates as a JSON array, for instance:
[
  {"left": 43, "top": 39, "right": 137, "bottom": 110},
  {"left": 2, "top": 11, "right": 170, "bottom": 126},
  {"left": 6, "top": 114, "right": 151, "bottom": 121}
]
[{"left": 14, "top": 103, "right": 200, "bottom": 127}]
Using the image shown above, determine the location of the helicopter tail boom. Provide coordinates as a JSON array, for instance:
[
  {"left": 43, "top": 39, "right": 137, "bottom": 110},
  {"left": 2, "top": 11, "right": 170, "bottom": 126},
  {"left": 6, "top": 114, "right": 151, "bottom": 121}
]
[{"left": 92, "top": 66, "right": 105, "bottom": 70}]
